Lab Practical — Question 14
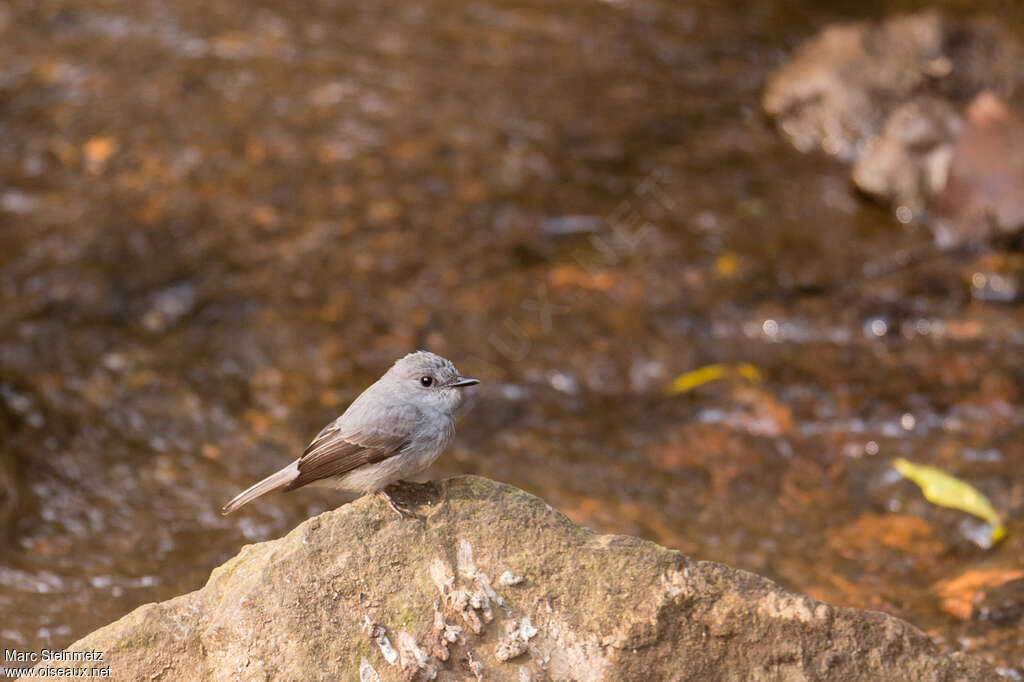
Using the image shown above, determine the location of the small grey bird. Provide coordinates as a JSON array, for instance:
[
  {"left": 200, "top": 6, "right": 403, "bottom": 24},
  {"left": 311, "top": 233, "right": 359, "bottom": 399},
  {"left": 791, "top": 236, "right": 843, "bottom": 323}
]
[{"left": 222, "top": 351, "right": 479, "bottom": 518}]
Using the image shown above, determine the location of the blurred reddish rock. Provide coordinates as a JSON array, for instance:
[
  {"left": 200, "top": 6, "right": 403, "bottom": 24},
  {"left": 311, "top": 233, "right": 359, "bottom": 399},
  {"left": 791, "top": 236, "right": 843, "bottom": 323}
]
[{"left": 934, "top": 92, "right": 1024, "bottom": 246}]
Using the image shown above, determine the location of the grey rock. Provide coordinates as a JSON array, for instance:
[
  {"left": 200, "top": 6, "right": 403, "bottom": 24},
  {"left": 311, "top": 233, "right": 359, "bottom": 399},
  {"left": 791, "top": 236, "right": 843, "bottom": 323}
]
[
  {"left": 764, "top": 11, "right": 1022, "bottom": 164},
  {"left": 34, "top": 477, "right": 1000, "bottom": 681},
  {"left": 852, "top": 96, "right": 962, "bottom": 217},
  {"left": 765, "top": 11, "right": 1024, "bottom": 243}
]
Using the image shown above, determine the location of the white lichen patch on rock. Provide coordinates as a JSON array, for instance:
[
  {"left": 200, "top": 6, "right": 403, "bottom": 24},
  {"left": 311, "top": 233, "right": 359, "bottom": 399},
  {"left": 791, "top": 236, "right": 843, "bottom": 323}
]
[
  {"left": 495, "top": 617, "right": 540, "bottom": 662},
  {"left": 659, "top": 568, "right": 689, "bottom": 598},
  {"left": 538, "top": 615, "right": 611, "bottom": 681},
  {"left": 362, "top": 616, "right": 398, "bottom": 665},
  {"left": 498, "top": 571, "right": 524, "bottom": 586},
  {"left": 359, "top": 656, "right": 380, "bottom": 682},
  {"left": 458, "top": 538, "right": 505, "bottom": 610},
  {"left": 397, "top": 630, "right": 435, "bottom": 679},
  {"left": 466, "top": 651, "right": 484, "bottom": 681},
  {"left": 757, "top": 591, "right": 829, "bottom": 624},
  {"left": 426, "top": 601, "right": 463, "bottom": 662},
  {"left": 429, "top": 555, "right": 493, "bottom": 635}
]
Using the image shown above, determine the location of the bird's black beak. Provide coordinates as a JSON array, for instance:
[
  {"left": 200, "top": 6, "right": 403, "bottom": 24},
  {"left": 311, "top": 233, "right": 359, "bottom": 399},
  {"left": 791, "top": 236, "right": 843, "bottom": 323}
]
[{"left": 450, "top": 377, "right": 480, "bottom": 388}]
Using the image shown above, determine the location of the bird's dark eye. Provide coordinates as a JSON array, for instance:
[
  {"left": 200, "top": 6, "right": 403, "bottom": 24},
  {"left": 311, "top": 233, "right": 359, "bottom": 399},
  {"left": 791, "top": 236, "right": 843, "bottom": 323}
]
[{"left": 419, "top": 376, "right": 433, "bottom": 387}]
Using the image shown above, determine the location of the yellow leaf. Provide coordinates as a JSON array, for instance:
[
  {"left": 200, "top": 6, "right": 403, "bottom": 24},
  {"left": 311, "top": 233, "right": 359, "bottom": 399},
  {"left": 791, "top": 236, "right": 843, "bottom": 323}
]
[
  {"left": 734, "top": 363, "right": 763, "bottom": 381},
  {"left": 893, "top": 458, "right": 1006, "bottom": 545},
  {"left": 666, "top": 363, "right": 763, "bottom": 395}
]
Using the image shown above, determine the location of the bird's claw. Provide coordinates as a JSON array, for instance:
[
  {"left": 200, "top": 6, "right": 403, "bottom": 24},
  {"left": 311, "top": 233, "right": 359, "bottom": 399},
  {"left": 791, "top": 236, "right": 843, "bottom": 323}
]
[{"left": 378, "top": 490, "right": 419, "bottom": 520}]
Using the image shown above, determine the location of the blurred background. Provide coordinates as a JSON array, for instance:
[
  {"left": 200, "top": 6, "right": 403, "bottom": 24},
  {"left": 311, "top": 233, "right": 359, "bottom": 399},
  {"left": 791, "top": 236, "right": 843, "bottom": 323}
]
[{"left": 1, "top": 0, "right": 1022, "bottom": 674}]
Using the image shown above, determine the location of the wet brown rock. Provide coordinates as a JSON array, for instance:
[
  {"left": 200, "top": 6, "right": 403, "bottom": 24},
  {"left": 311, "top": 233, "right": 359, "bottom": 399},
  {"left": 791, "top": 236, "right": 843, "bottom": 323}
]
[
  {"left": 765, "top": 12, "right": 1024, "bottom": 240},
  {"left": 764, "top": 19, "right": 901, "bottom": 161},
  {"left": 35, "top": 477, "right": 999, "bottom": 681},
  {"left": 764, "top": 12, "right": 1023, "bottom": 163},
  {"left": 852, "top": 96, "right": 961, "bottom": 215}
]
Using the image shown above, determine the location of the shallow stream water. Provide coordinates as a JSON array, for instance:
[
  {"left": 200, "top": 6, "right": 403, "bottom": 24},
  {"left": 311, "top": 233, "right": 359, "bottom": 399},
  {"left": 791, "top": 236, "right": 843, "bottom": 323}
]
[{"left": 1, "top": 0, "right": 1022, "bottom": 673}]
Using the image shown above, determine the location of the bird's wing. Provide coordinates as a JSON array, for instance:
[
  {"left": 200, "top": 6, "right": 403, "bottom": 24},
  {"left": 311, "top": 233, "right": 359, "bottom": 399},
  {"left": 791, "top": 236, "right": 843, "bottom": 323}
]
[{"left": 285, "top": 404, "right": 417, "bottom": 491}]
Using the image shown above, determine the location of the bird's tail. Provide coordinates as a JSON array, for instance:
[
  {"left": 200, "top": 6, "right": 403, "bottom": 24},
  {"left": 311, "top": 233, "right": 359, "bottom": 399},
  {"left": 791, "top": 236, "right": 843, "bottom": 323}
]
[{"left": 222, "top": 462, "right": 299, "bottom": 515}]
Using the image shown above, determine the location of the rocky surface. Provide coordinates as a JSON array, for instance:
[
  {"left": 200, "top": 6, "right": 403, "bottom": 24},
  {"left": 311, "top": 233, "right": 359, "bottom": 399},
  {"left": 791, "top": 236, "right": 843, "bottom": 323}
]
[
  {"left": 851, "top": 96, "right": 962, "bottom": 218},
  {"left": 764, "top": 11, "right": 1024, "bottom": 241},
  {"left": 34, "top": 477, "right": 1000, "bottom": 681}
]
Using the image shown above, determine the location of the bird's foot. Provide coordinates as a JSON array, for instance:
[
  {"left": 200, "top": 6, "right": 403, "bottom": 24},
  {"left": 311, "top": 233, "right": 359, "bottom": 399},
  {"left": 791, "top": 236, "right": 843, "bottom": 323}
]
[{"left": 378, "top": 489, "right": 419, "bottom": 520}]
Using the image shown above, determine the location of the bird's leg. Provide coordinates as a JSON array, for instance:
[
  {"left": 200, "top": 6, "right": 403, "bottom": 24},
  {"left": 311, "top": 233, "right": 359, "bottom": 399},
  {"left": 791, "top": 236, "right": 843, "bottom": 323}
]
[{"left": 377, "top": 489, "right": 418, "bottom": 520}]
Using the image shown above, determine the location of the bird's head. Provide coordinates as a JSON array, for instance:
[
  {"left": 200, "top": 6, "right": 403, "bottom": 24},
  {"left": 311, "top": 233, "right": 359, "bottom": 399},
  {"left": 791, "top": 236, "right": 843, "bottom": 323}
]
[{"left": 383, "top": 350, "right": 479, "bottom": 415}]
